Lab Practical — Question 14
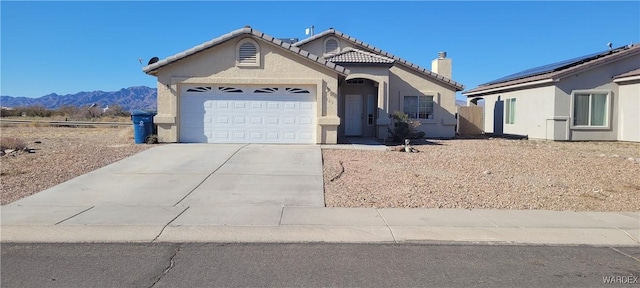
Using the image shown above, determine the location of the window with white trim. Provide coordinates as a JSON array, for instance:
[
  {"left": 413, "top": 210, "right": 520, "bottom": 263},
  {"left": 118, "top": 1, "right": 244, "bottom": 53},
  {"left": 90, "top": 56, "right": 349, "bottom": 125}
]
[
  {"left": 324, "top": 37, "right": 340, "bottom": 55},
  {"left": 367, "top": 95, "right": 375, "bottom": 126},
  {"left": 236, "top": 39, "right": 260, "bottom": 66},
  {"left": 403, "top": 95, "right": 434, "bottom": 120},
  {"left": 505, "top": 98, "right": 516, "bottom": 124},
  {"left": 573, "top": 91, "right": 610, "bottom": 127}
]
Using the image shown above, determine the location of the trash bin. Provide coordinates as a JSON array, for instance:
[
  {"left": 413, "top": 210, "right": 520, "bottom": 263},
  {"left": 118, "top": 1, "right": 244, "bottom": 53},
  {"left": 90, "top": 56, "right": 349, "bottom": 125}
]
[{"left": 131, "top": 110, "right": 156, "bottom": 144}]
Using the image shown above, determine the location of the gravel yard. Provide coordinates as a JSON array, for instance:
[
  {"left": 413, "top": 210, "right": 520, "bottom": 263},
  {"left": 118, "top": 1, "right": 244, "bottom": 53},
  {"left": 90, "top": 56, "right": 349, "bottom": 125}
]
[
  {"left": 323, "top": 138, "right": 640, "bottom": 212},
  {"left": 1, "top": 126, "right": 152, "bottom": 204},
  {"left": 3, "top": 126, "right": 639, "bottom": 212}
]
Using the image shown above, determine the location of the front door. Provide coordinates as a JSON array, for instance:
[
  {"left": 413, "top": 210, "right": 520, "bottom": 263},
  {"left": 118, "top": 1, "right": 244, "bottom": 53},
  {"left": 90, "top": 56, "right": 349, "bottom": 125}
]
[{"left": 345, "top": 94, "right": 363, "bottom": 136}]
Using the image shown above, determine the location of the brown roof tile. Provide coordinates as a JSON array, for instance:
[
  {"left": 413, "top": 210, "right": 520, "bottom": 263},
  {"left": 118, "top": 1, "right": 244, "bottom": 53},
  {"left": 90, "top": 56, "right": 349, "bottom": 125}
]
[{"left": 325, "top": 47, "right": 395, "bottom": 64}]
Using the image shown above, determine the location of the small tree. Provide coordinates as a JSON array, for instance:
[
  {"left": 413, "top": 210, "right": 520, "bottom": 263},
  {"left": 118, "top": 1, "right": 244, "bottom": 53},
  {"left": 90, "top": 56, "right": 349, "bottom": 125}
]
[{"left": 56, "top": 105, "right": 81, "bottom": 118}]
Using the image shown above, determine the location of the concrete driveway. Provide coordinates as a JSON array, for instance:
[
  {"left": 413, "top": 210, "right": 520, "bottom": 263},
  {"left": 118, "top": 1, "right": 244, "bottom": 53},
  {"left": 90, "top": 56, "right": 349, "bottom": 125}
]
[
  {"left": 4, "top": 144, "right": 638, "bottom": 245},
  {"left": 7, "top": 144, "right": 324, "bottom": 208},
  {"left": 2, "top": 144, "right": 325, "bottom": 237}
]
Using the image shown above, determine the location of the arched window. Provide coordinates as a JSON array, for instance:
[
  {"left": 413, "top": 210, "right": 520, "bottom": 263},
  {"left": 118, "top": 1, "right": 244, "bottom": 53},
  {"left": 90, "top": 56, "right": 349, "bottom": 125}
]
[
  {"left": 324, "top": 37, "right": 340, "bottom": 55},
  {"left": 236, "top": 38, "right": 260, "bottom": 66}
]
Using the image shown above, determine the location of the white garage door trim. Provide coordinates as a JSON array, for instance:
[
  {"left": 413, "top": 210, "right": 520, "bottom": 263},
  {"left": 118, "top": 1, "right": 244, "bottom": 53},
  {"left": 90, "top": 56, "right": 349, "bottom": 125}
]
[{"left": 179, "top": 85, "right": 317, "bottom": 144}]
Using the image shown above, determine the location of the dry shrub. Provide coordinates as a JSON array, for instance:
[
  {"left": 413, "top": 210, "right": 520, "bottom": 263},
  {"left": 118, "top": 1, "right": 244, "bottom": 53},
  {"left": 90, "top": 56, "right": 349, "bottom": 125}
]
[
  {"left": 28, "top": 121, "right": 50, "bottom": 128},
  {"left": 98, "top": 115, "right": 131, "bottom": 123},
  {"left": 1, "top": 137, "right": 27, "bottom": 150},
  {"left": 118, "top": 127, "right": 134, "bottom": 140}
]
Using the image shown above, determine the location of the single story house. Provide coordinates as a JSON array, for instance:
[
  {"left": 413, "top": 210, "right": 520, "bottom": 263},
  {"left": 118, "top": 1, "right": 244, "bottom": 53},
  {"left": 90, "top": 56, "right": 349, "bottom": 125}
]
[
  {"left": 463, "top": 44, "right": 640, "bottom": 142},
  {"left": 142, "top": 26, "right": 464, "bottom": 144}
]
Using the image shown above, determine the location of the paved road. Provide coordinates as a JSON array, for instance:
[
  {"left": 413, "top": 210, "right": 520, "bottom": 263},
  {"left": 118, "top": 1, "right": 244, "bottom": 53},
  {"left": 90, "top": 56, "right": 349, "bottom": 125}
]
[{"left": 2, "top": 243, "right": 639, "bottom": 288}]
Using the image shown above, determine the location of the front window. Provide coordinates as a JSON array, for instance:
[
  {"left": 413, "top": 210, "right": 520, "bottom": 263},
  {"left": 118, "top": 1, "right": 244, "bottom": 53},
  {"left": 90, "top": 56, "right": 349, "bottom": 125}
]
[
  {"left": 367, "top": 95, "right": 375, "bottom": 126},
  {"left": 573, "top": 92, "right": 608, "bottom": 127},
  {"left": 505, "top": 98, "right": 516, "bottom": 124},
  {"left": 404, "top": 95, "right": 434, "bottom": 120}
]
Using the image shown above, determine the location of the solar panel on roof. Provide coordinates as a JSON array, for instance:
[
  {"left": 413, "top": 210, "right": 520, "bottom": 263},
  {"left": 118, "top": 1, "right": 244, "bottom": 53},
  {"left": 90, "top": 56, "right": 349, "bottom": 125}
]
[{"left": 480, "top": 48, "right": 619, "bottom": 86}]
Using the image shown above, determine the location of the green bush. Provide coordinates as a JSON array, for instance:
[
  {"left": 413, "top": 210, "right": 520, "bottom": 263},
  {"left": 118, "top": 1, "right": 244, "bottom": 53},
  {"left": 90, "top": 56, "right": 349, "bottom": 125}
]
[{"left": 388, "top": 111, "right": 424, "bottom": 142}]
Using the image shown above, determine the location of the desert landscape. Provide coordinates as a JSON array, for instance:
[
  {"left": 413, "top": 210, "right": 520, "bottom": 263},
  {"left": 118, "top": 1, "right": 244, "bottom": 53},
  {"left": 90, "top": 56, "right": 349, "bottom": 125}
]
[
  {"left": 323, "top": 138, "right": 640, "bottom": 211},
  {"left": 2, "top": 125, "right": 639, "bottom": 211},
  {"left": 1, "top": 125, "right": 152, "bottom": 204}
]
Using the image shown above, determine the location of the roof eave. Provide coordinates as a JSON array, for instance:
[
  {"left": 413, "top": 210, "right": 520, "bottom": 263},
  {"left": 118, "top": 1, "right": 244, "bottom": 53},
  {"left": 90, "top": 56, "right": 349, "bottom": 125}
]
[
  {"left": 614, "top": 75, "right": 640, "bottom": 83},
  {"left": 292, "top": 29, "right": 335, "bottom": 46},
  {"left": 334, "top": 62, "right": 395, "bottom": 67},
  {"left": 463, "top": 78, "right": 556, "bottom": 97},
  {"left": 142, "top": 27, "right": 348, "bottom": 77}
]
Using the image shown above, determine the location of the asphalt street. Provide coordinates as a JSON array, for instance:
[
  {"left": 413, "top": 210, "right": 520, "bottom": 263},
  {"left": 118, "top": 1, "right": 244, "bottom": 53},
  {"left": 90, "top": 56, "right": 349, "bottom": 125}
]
[{"left": 2, "top": 243, "right": 639, "bottom": 288}]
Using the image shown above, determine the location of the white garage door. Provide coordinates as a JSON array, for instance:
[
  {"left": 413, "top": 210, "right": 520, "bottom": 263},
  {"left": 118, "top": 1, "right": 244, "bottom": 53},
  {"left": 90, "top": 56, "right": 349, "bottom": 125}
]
[{"left": 179, "top": 85, "right": 316, "bottom": 143}]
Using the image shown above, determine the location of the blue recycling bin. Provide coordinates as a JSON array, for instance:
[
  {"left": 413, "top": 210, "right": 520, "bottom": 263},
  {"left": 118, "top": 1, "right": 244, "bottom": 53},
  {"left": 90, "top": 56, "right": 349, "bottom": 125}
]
[{"left": 131, "top": 110, "right": 156, "bottom": 144}]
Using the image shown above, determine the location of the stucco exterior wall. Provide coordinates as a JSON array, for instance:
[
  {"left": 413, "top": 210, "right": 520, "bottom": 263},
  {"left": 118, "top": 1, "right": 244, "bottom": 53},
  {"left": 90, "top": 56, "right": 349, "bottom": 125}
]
[
  {"left": 555, "top": 54, "right": 640, "bottom": 141},
  {"left": 341, "top": 65, "right": 390, "bottom": 139},
  {"left": 152, "top": 36, "right": 341, "bottom": 144},
  {"left": 468, "top": 54, "right": 640, "bottom": 141},
  {"left": 389, "top": 65, "right": 458, "bottom": 138},
  {"left": 617, "top": 80, "right": 640, "bottom": 142},
  {"left": 338, "top": 79, "right": 378, "bottom": 137},
  {"left": 470, "top": 85, "right": 556, "bottom": 139},
  {"left": 298, "top": 35, "right": 459, "bottom": 139}
]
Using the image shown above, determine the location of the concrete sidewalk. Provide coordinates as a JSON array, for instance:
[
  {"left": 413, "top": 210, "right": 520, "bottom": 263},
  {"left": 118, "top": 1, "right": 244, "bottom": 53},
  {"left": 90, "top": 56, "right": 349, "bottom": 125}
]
[{"left": 2, "top": 206, "right": 638, "bottom": 245}]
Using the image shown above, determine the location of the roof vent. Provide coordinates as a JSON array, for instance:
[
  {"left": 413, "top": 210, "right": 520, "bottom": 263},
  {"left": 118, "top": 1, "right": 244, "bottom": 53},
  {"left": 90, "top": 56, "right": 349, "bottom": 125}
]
[
  {"left": 278, "top": 38, "right": 299, "bottom": 44},
  {"left": 438, "top": 51, "right": 447, "bottom": 59}
]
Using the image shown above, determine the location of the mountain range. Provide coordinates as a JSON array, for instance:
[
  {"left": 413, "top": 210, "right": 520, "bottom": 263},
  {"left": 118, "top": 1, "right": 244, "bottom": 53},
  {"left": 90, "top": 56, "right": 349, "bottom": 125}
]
[
  {"left": 0, "top": 86, "right": 157, "bottom": 111},
  {"left": 1, "top": 85, "right": 468, "bottom": 111}
]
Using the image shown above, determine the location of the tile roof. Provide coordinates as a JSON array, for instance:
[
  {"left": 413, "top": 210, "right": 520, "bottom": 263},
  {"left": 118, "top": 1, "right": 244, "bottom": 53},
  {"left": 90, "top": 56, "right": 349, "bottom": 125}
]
[
  {"left": 294, "top": 29, "right": 465, "bottom": 91},
  {"left": 614, "top": 68, "right": 640, "bottom": 79},
  {"left": 464, "top": 44, "right": 640, "bottom": 96},
  {"left": 143, "top": 27, "right": 349, "bottom": 76},
  {"left": 325, "top": 47, "right": 395, "bottom": 64}
]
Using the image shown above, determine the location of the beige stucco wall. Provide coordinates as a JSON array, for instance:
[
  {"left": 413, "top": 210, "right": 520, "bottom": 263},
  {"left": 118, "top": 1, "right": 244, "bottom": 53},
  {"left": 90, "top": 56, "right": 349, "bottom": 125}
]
[
  {"left": 469, "top": 85, "right": 556, "bottom": 139},
  {"left": 342, "top": 65, "right": 390, "bottom": 138},
  {"left": 151, "top": 36, "right": 341, "bottom": 144},
  {"left": 339, "top": 79, "right": 379, "bottom": 137},
  {"left": 555, "top": 54, "right": 640, "bottom": 141},
  {"left": 299, "top": 35, "right": 459, "bottom": 139},
  {"left": 467, "top": 54, "right": 640, "bottom": 141},
  {"left": 617, "top": 80, "right": 640, "bottom": 142},
  {"left": 389, "top": 65, "right": 458, "bottom": 138}
]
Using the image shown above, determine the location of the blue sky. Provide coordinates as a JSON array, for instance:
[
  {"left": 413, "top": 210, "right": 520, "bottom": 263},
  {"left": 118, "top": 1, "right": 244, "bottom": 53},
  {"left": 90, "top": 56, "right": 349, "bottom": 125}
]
[{"left": 2, "top": 1, "right": 639, "bottom": 101}]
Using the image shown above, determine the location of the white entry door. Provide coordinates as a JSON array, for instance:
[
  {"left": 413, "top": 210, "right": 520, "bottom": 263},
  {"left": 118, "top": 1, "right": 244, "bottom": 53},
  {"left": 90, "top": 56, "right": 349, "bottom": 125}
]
[
  {"left": 180, "top": 85, "right": 316, "bottom": 143},
  {"left": 345, "top": 94, "right": 363, "bottom": 136}
]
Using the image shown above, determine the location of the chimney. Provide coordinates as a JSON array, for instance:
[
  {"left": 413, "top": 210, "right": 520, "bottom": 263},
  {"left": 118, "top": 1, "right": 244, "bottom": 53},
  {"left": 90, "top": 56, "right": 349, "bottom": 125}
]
[{"left": 431, "top": 51, "right": 452, "bottom": 79}]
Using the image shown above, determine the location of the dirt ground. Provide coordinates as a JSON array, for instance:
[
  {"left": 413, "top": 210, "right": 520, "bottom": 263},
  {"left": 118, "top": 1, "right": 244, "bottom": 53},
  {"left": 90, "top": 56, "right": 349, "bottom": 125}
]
[
  {"left": 2, "top": 126, "right": 639, "bottom": 211},
  {"left": 0, "top": 125, "right": 152, "bottom": 204},
  {"left": 323, "top": 138, "right": 640, "bottom": 212}
]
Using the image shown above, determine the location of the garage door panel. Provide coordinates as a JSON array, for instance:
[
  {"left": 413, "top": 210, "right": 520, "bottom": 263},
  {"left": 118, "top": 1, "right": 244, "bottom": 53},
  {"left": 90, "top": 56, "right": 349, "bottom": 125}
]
[
  {"left": 250, "top": 117, "right": 263, "bottom": 124},
  {"left": 180, "top": 85, "right": 316, "bottom": 144}
]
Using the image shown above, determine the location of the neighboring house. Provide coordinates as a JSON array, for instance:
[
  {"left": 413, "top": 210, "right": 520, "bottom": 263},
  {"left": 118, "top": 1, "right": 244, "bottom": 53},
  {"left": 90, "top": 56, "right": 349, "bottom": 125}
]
[
  {"left": 142, "top": 26, "right": 464, "bottom": 144},
  {"left": 463, "top": 44, "right": 640, "bottom": 142}
]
